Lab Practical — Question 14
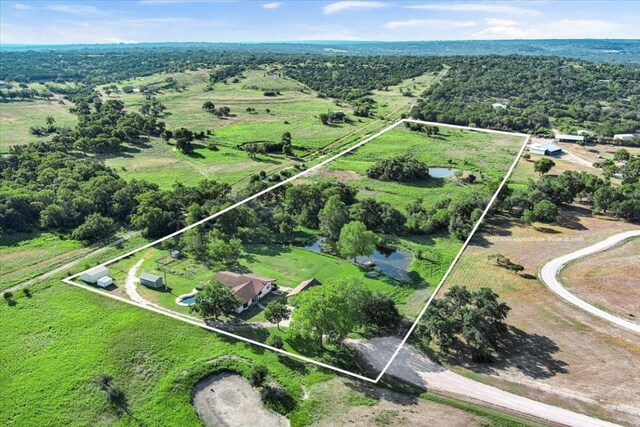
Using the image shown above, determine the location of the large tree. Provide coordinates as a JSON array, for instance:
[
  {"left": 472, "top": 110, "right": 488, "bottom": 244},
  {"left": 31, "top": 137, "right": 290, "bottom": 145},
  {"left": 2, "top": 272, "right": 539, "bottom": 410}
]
[
  {"left": 534, "top": 157, "right": 555, "bottom": 175},
  {"left": 319, "top": 195, "right": 350, "bottom": 240},
  {"left": 190, "top": 281, "right": 241, "bottom": 321},
  {"left": 337, "top": 221, "right": 377, "bottom": 261},
  {"left": 288, "top": 277, "right": 372, "bottom": 346}
]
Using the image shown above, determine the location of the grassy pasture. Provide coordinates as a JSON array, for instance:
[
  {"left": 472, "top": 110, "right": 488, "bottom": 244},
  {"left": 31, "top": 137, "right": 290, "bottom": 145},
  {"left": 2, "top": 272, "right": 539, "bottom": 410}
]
[
  {"left": 0, "top": 99, "right": 77, "bottom": 153},
  {"left": 101, "top": 137, "right": 291, "bottom": 190},
  {"left": 312, "top": 125, "right": 523, "bottom": 211},
  {"left": 101, "top": 68, "right": 374, "bottom": 153}
]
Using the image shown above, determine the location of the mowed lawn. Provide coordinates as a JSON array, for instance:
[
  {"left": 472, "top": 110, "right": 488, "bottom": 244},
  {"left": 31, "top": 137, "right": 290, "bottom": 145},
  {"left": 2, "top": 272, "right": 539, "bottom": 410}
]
[
  {"left": 0, "top": 99, "right": 77, "bottom": 153},
  {"left": 102, "top": 137, "right": 291, "bottom": 190},
  {"left": 101, "top": 68, "right": 373, "bottom": 153}
]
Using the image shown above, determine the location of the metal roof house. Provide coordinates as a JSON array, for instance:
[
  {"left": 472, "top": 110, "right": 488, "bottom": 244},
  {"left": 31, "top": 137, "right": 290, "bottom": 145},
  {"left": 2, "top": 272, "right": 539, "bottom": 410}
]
[
  {"left": 555, "top": 134, "right": 584, "bottom": 143},
  {"left": 140, "top": 273, "right": 164, "bottom": 289},
  {"left": 530, "top": 143, "right": 562, "bottom": 156},
  {"left": 613, "top": 133, "right": 638, "bottom": 140},
  {"left": 80, "top": 265, "right": 109, "bottom": 284}
]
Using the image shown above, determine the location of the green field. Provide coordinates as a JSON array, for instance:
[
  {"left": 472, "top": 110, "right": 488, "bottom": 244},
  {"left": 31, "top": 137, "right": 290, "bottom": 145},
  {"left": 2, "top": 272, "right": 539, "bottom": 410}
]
[
  {"left": 317, "top": 125, "right": 523, "bottom": 211},
  {"left": 101, "top": 138, "right": 292, "bottom": 190},
  {"left": 0, "top": 99, "right": 77, "bottom": 153}
]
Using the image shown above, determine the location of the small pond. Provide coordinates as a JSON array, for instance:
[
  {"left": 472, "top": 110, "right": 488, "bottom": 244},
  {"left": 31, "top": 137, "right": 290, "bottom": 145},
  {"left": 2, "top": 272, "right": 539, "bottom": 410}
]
[
  {"left": 429, "top": 167, "right": 458, "bottom": 178},
  {"left": 304, "top": 237, "right": 412, "bottom": 281}
]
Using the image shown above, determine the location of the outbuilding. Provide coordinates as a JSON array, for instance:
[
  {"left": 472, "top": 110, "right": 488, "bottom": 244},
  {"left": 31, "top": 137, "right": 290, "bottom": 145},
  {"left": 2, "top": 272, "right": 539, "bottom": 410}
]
[
  {"left": 288, "top": 278, "right": 321, "bottom": 298},
  {"left": 530, "top": 143, "right": 562, "bottom": 156},
  {"left": 555, "top": 134, "right": 584, "bottom": 143},
  {"left": 613, "top": 133, "right": 638, "bottom": 141},
  {"left": 80, "top": 265, "right": 109, "bottom": 284},
  {"left": 492, "top": 102, "right": 507, "bottom": 109},
  {"left": 171, "top": 249, "right": 181, "bottom": 259},
  {"left": 140, "top": 273, "right": 164, "bottom": 289},
  {"left": 96, "top": 276, "right": 113, "bottom": 288}
]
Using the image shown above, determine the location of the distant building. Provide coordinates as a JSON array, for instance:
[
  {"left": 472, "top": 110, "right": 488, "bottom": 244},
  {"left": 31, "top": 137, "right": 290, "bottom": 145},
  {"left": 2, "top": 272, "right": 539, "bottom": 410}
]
[
  {"left": 576, "top": 129, "right": 594, "bottom": 136},
  {"left": 555, "top": 134, "right": 584, "bottom": 143},
  {"left": 170, "top": 249, "right": 181, "bottom": 259},
  {"left": 288, "top": 278, "right": 321, "bottom": 298},
  {"left": 613, "top": 133, "right": 638, "bottom": 141},
  {"left": 213, "top": 271, "right": 275, "bottom": 313},
  {"left": 140, "top": 273, "right": 164, "bottom": 289},
  {"left": 492, "top": 102, "right": 507, "bottom": 109},
  {"left": 96, "top": 276, "right": 113, "bottom": 288},
  {"left": 530, "top": 143, "right": 562, "bottom": 156},
  {"left": 80, "top": 265, "right": 109, "bottom": 284}
]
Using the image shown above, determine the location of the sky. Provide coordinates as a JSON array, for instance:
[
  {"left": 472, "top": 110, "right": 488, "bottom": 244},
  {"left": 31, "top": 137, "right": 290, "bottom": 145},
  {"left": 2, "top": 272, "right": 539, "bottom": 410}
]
[{"left": 1, "top": 0, "right": 639, "bottom": 45}]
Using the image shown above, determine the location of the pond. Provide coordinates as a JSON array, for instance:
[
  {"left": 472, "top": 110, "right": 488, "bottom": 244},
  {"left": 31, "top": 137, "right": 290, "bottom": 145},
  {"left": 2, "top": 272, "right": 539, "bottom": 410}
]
[
  {"left": 179, "top": 295, "right": 196, "bottom": 305},
  {"left": 304, "top": 237, "right": 412, "bottom": 281},
  {"left": 429, "top": 167, "right": 458, "bottom": 178}
]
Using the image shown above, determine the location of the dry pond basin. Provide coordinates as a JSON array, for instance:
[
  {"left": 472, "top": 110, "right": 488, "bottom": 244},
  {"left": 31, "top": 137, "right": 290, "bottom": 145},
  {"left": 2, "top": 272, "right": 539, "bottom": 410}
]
[{"left": 193, "top": 372, "right": 289, "bottom": 427}]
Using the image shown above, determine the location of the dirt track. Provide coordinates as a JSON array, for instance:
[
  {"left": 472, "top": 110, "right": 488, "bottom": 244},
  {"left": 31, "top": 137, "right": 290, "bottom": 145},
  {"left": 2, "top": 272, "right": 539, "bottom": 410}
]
[{"left": 348, "top": 337, "right": 619, "bottom": 427}]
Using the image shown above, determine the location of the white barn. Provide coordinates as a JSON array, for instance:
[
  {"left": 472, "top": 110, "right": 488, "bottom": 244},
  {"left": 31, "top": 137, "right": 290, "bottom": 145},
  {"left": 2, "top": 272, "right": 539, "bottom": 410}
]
[
  {"left": 613, "top": 134, "right": 638, "bottom": 141},
  {"left": 555, "top": 134, "right": 584, "bottom": 143},
  {"left": 80, "top": 265, "right": 109, "bottom": 284},
  {"left": 530, "top": 143, "right": 562, "bottom": 156}
]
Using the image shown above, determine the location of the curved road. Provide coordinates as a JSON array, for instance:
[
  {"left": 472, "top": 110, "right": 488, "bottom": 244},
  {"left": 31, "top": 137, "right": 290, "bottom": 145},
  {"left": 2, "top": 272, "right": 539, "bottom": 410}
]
[{"left": 539, "top": 229, "right": 640, "bottom": 334}]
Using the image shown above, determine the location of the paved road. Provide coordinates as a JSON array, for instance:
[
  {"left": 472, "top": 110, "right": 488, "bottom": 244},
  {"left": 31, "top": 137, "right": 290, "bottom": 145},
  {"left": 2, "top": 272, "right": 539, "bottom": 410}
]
[
  {"left": 539, "top": 229, "right": 640, "bottom": 334},
  {"left": 349, "top": 337, "right": 619, "bottom": 427}
]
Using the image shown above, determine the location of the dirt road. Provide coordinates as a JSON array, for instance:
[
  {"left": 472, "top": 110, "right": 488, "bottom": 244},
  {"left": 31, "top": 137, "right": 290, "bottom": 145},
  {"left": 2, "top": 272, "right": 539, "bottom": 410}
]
[
  {"left": 349, "top": 337, "right": 619, "bottom": 427},
  {"left": 539, "top": 229, "right": 640, "bottom": 334}
]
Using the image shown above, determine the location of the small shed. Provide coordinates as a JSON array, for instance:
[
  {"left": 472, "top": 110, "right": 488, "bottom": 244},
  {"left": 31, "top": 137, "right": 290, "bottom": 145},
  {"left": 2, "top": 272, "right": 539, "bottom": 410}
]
[
  {"left": 288, "top": 278, "right": 321, "bottom": 298},
  {"left": 96, "top": 276, "right": 113, "bottom": 288},
  {"left": 80, "top": 265, "right": 109, "bottom": 284},
  {"left": 140, "top": 273, "right": 164, "bottom": 289},
  {"left": 530, "top": 143, "right": 562, "bottom": 156},
  {"left": 555, "top": 134, "right": 584, "bottom": 143},
  {"left": 171, "top": 249, "right": 181, "bottom": 259}
]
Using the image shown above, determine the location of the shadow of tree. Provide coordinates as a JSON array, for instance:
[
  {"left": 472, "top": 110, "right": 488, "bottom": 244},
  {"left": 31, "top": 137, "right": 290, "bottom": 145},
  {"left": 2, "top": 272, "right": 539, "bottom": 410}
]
[{"left": 444, "top": 326, "right": 568, "bottom": 379}]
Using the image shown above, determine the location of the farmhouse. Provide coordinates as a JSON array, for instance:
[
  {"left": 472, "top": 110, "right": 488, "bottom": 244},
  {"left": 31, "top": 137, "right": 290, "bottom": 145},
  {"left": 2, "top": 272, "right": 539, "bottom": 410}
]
[
  {"left": 80, "top": 265, "right": 109, "bottom": 284},
  {"left": 530, "top": 143, "right": 562, "bottom": 156},
  {"left": 140, "top": 273, "right": 164, "bottom": 289},
  {"left": 555, "top": 134, "right": 584, "bottom": 143},
  {"left": 213, "top": 271, "right": 275, "bottom": 313},
  {"left": 288, "top": 278, "right": 322, "bottom": 298}
]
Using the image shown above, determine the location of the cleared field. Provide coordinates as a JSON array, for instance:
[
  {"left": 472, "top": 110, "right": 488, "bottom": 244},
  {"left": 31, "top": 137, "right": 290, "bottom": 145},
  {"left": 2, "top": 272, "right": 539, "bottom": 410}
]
[
  {"left": 561, "top": 237, "right": 640, "bottom": 322},
  {"left": 314, "top": 126, "right": 523, "bottom": 211},
  {"left": 0, "top": 233, "right": 84, "bottom": 290},
  {"left": 0, "top": 99, "right": 77, "bottom": 153},
  {"left": 436, "top": 157, "right": 640, "bottom": 426},
  {"left": 101, "top": 68, "right": 375, "bottom": 153},
  {"left": 102, "top": 138, "right": 291, "bottom": 190}
]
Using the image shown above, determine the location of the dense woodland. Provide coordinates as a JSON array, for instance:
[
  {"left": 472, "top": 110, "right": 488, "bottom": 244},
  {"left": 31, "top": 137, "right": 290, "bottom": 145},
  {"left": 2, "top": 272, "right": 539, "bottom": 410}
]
[{"left": 1, "top": 47, "right": 640, "bottom": 244}]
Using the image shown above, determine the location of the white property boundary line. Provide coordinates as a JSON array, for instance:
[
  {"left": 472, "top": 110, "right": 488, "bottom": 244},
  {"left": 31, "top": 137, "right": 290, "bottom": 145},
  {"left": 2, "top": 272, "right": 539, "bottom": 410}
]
[{"left": 63, "top": 119, "right": 529, "bottom": 383}]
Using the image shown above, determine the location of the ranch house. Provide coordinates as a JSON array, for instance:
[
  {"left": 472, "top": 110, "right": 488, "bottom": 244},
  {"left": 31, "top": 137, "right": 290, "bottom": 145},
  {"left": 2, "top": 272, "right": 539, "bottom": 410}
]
[{"left": 213, "top": 271, "right": 276, "bottom": 313}]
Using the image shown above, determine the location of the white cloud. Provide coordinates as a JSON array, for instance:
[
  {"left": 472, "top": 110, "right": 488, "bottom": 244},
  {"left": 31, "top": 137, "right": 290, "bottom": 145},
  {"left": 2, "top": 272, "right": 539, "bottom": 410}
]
[
  {"left": 323, "top": 1, "right": 387, "bottom": 15},
  {"left": 406, "top": 2, "right": 541, "bottom": 17},
  {"left": 12, "top": 3, "right": 33, "bottom": 10},
  {"left": 473, "top": 18, "right": 635, "bottom": 39},
  {"left": 263, "top": 2, "right": 282, "bottom": 9},
  {"left": 384, "top": 19, "right": 477, "bottom": 30},
  {"left": 47, "top": 4, "right": 107, "bottom": 15}
]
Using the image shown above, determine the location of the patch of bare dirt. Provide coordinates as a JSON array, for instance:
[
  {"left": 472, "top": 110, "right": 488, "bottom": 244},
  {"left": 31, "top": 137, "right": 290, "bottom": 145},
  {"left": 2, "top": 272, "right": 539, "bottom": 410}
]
[
  {"left": 561, "top": 237, "right": 640, "bottom": 322},
  {"left": 193, "top": 372, "right": 289, "bottom": 427}
]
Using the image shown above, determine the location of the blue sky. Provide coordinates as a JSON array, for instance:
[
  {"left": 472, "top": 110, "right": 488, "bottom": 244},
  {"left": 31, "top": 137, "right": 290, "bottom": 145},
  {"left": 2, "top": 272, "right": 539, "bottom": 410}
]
[{"left": 1, "top": 1, "right": 638, "bottom": 44}]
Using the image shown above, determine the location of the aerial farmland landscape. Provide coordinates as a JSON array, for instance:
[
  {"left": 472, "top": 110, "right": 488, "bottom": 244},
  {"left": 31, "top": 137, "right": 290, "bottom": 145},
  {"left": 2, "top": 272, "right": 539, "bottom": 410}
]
[{"left": 1, "top": 1, "right": 640, "bottom": 427}]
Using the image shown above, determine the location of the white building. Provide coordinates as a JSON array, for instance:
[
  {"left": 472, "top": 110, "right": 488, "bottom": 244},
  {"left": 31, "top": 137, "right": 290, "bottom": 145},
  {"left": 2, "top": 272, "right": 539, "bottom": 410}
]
[
  {"left": 492, "top": 103, "right": 507, "bottom": 109},
  {"left": 96, "top": 276, "right": 113, "bottom": 288},
  {"left": 530, "top": 143, "right": 562, "bottom": 156},
  {"left": 555, "top": 134, "right": 584, "bottom": 143},
  {"left": 80, "top": 265, "right": 109, "bottom": 284},
  {"left": 613, "top": 134, "right": 638, "bottom": 141}
]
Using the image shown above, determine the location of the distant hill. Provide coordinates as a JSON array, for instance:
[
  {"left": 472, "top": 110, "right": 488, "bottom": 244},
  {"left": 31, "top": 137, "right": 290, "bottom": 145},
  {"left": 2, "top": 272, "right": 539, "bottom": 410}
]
[{"left": 1, "top": 39, "right": 639, "bottom": 66}]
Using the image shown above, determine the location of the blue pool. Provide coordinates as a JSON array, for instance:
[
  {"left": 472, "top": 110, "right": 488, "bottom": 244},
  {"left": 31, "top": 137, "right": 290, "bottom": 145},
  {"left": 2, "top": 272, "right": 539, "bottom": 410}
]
[{"left": 180, "top": 295, "right": 196, "bottom": 305}]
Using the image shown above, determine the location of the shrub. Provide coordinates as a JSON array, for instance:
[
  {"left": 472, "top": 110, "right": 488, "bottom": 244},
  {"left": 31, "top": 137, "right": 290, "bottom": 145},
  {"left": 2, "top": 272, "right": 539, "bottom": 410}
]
[
  {"left": 266, "top": 335, "right": 284, "bottom": 349},
  {"left": 366, "top": 156, "right": 429, "bottom": 182},
  {"left": 249, "top": 365, "right": 269, "bottom": 387}
]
